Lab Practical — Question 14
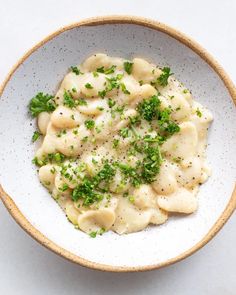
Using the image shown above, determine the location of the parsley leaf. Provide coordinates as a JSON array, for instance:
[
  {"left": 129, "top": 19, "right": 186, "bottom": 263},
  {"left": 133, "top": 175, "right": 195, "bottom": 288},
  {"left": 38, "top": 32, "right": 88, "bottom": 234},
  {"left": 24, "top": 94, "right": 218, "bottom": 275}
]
[
  {"left": 63, "top": 91, "right": 76, "bottom": 108},
  {"left": 98, "top": 90, "right": 106, "bottom": 98},
  {"left": 137, "top": 95, "right": 161, "bottom": 121},
  {"left": 85, "top": 83, "right": 93, "bottom": 89},
  {"left": 120, "top": 127, "right": 130, "bottom": 138},
  {"left": 112, "top": 139, "right": 120, "bottom": 148},
  {"left": 196, "top": 108, "right": 202, "bottom": 117},
  {"left": 32, "top": 152, "right": 65, "bottom": 167},
  {"left": 71, "top": 66, "right": 83, "bottom": 75},
  {"left": 120, "top": 83, "right": 130, "bottom": 95},
  {"left": 72, "top": 161, "right": 116, "bottom": 205},
  {"left": 59, "top": 183, "right": 69, "bottom": 192},
  {"left": 89, "top": 231, "right": 97, "bottom": 238},
  {"left": 108, "top": 98, "right": 116, "bottom": 108},
  {"left": 124, "top": 61, "right": 133, "bottom": 75},
  {"left": 85, "top": 119, "right": 95, "bottom": 129},
  {"left": 157, "top": 67, "right": 173, "bottom": 86},
  {"left": 77, "top": 98, "right": 87, "bottom": 106},
  {"left": 158, "top": 108, "right": 180, "bottom": 136},
  {"left": 97, "top": 65, "right": 116, "bottom": 74},
  {"left": 141, "top": 143, "right": 162, "bottom": 183},
  {"left": 29, "top": 92, "right": 56, "bottom": 117},
  {"left": 32, "top": 131, "right": 41, "bottom": 142}
]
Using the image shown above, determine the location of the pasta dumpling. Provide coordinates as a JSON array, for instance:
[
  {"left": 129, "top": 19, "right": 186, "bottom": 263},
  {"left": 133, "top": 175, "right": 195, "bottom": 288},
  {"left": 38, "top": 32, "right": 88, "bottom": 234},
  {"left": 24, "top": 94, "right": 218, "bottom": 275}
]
[{"left": 157, "top": 188, "right": 198, "bottom": 214}]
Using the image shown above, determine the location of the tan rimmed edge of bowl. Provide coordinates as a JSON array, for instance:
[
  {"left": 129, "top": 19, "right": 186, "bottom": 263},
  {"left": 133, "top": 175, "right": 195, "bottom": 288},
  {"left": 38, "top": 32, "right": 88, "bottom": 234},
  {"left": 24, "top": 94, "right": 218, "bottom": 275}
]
[{"left": 0, "top": 15, "right": 236, "bottom": 272}]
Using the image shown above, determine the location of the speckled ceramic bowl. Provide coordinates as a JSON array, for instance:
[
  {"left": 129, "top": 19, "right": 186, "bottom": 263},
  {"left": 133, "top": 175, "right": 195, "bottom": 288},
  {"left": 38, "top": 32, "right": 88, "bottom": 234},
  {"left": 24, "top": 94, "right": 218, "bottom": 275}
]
[{"left": 0, "top": 16, "right": 236, "bottom": 272}]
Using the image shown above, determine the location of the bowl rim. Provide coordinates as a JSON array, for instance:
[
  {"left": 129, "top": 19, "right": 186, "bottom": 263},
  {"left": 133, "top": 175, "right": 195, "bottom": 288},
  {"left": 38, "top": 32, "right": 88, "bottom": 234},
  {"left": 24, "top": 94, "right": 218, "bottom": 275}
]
[{"left": 0, "top": 15, "right": 236, "bottom": 272}]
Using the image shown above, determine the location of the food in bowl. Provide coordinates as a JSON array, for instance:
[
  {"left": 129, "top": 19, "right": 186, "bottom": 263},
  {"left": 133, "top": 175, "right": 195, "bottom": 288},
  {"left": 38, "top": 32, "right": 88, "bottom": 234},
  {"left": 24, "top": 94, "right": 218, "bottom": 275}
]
[{"left": 29, "top": 53, "right": 213, "bottom": 236}]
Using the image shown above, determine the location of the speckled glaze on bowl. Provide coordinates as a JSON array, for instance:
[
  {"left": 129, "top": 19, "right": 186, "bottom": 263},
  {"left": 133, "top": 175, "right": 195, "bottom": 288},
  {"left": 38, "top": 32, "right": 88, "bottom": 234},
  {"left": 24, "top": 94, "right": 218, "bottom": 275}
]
[{"left": 0, "top": 16, "right": 236, "bottom": 272}]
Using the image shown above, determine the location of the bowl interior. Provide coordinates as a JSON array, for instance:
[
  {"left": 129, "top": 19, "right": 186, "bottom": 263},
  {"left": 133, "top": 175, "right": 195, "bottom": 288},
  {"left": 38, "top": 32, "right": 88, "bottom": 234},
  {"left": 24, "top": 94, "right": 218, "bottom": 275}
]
[{"left": 0, "top": 22, "right": 236, "bottom": 269}]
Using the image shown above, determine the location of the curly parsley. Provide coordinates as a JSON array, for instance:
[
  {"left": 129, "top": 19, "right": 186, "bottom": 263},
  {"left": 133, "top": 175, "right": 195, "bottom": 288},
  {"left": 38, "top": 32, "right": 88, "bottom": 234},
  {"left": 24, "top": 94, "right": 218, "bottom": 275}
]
[
  {"left": 157, "top": 67, "right": 173, "bottom": 86},
  {"left": 29, "top": 92, "right": 56, "bottom": 117}
]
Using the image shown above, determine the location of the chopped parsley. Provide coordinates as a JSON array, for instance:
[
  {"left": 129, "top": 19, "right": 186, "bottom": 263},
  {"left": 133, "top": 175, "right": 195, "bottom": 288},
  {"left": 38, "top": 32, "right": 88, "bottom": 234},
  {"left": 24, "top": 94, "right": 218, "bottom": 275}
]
[
  {"left": 124, "top": 61, "right": 133, "bottom": 75},
  {"left": 72, "top": 161, "right": 116, "bottom": 205},
  {"left": 71, "top": 66, "right": 83, "bottom": 75},
  {"left": 137, "top": 95, "right": 161, "bottom": 121},
  {"left": 120, "top": 83, "right": 130, "bottom": 95},
  {"left": 158, "top": 108, "right": 180, "bottom": 136},
  {"left": 120, "top": 127, "right": 130, "bottom": 138},
  {"left": 29, "top": 92, "right": 56, "bottom": 117},
  {"left": 97, "top": 65, "right": 116, "bottom": 74},
  {"left": 157, "top": 67, "right": 173, "bottom": 86},
  {"left": 63, "top": 91, "right": 76, "bottom": 108},
  {"left": 85, "top": 119, "right": 95, "bottom": 129},
  {"left": 32, "top": 152, "right": 65, "bottom": 167},
  {"left": 89, "top": 231, "right": 97, "bottom": 238},
  {"left": 59, "top": 183, "right": 69, "bottom": 192},
  {"left": 89, "top": 228, "right": 105, "bottom": 238},
  {"left": 141, "top": 143, "right": 162, "bottom": 183},
  {"left": 98, "top": 90, "right": 106, "bottom": 98},
  {"left": 196, "top": 108, "right": 202, "bottom": 117},
  {"left": 112, "top": 138, "right": 120, "bottom": 148},
  {"left": 85, "top": 83, "right": 93, "bottom": 89},
  {"left": 108, "top": 98, "right": 116, "bottom": 108},
  {"left": 32, "top": 131, "right": 41, "bottom": 142},
  {"left": 77, "top": 98, "right": 87, "bottom": 106},
  {"left": 106, "top": 76, "right": 120, "bottom": 91},
  {"left": 137, "top": 95, "right": 180, "bottom": 138}
]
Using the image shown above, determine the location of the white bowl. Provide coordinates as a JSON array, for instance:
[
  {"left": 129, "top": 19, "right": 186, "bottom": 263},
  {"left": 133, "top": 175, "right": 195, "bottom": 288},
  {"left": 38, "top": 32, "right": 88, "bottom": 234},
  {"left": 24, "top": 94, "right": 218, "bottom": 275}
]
[{"left": 0, "top": 16, "right": 236, "bottom": 272}]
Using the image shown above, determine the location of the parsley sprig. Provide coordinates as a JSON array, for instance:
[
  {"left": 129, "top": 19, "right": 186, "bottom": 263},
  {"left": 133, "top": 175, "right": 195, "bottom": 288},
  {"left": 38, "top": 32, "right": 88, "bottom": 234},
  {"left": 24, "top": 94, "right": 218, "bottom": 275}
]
[
  {"left": 157, "top": 67, "right": 173, "bottom": 86},
  {"left": 29, "top": 92, "right": 56, "bottom": 117}
]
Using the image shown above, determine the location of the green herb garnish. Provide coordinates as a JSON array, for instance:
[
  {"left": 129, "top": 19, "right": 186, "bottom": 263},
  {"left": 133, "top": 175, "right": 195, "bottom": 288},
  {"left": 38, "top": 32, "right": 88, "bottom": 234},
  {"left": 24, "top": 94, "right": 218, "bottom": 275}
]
[
  {"left": 63, "top": 91, "right": 76, "bottom": 108},
  {"left": 98, "top": 90, "right": 106, "bottom": 98},
  {"left": 196, "top": 108, "right": 202, "bottom": 117},
  {"left": 59, "top": 183, "right": 69, "bottom": 192},
  {"left": 85, "top": 83, "right": 93, "bottom": 89},
  {"left": 71, "top": 66, "right": 83, "bottom": 75},
  {"left": 72, "top": 161, "right": 116, "bottom": 205},
  {"left": 124, "top": 61, "right": 133, "bottom": 75},
  {"left": 120, "top": 127, "right": 130, "bottom": 138},
  {"left": 77, "top": 98, "right": 87, "bottom": 106},
  {"left": 108, "top": 98, "right": 116, "bottom": 108},
  {"left": 32, "top": 131, "right": 41, "bottom": 142},
  {"left": 29, "top": 92, "right": 56, "bottom": 117},
  {"left": 137, "top": 95, "right": 161, "bottom": 121},
  {"left": 85, "top": 119, "right": 95, "bottom": 129},
  {"left": 112, "top": 139, "right": 120, "bottom": 148},
  {"left": 97, "top": 65, "right": 116, "bottom": 74},
  {"left": 157, "top": 67, "right": 173, "bottom": 86},
  {"left": 120, "top": 83, "right": 130, "bottom": 95}
]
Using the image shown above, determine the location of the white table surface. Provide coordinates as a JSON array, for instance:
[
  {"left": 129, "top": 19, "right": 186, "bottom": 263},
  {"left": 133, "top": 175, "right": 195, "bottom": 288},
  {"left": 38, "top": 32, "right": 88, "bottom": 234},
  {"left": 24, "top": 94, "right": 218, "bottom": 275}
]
[{"left": 0, "top": 0, "right": 235, "bottom": 294}]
